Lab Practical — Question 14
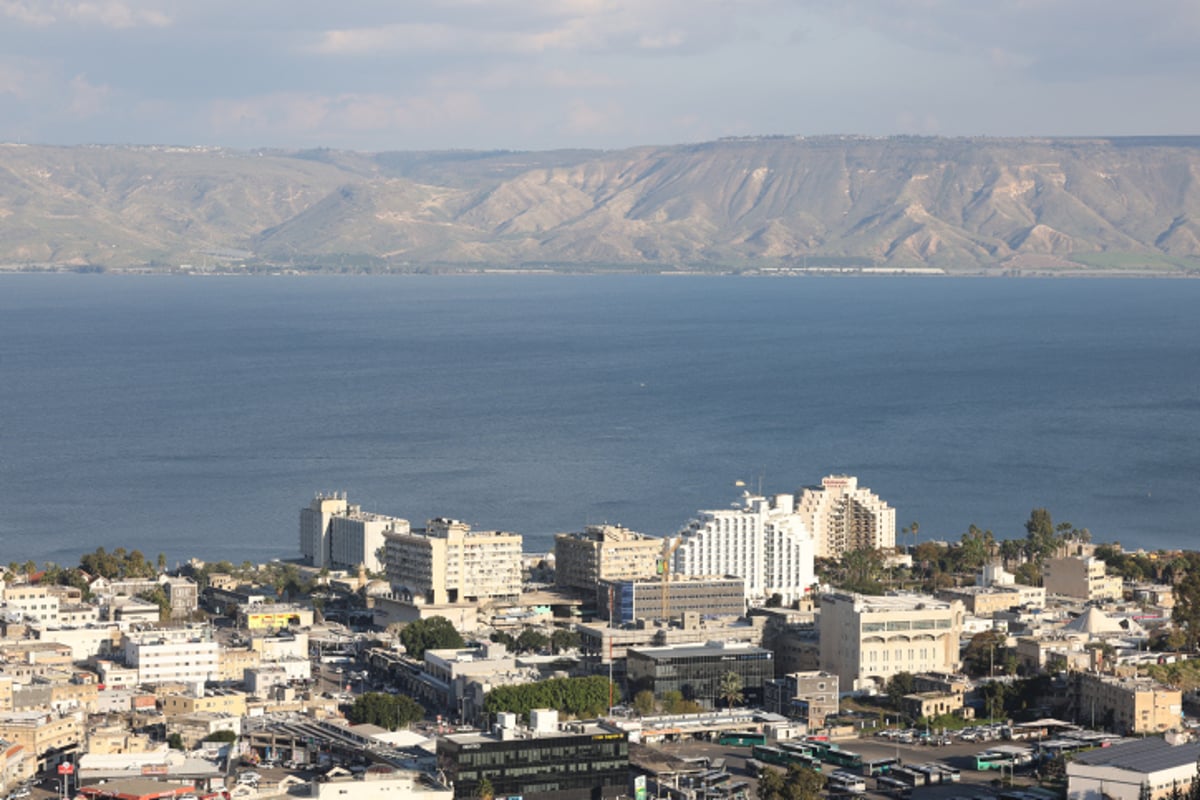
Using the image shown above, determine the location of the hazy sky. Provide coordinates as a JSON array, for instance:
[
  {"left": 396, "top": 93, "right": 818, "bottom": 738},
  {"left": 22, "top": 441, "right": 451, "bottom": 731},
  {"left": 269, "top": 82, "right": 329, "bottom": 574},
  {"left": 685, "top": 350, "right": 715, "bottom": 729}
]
[{"left": 1, "top": 0, "right": 1197, "bottom": 152}]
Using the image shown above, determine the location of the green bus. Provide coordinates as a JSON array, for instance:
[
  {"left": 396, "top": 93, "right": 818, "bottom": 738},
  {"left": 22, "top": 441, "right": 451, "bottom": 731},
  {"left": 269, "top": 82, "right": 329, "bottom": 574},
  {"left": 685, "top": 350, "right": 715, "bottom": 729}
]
[
  {"left": 718, "top": 732, "right": 767, "bottom": 747},
  {"left": 751, "top": 745, "right": 822, "bottom": 772}
]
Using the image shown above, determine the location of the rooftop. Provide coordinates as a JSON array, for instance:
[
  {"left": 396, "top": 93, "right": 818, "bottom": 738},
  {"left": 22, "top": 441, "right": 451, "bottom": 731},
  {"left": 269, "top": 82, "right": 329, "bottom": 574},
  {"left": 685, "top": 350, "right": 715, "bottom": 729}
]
[{"left": 1073, "top": 737, "right": 1200, "bottom": 773}]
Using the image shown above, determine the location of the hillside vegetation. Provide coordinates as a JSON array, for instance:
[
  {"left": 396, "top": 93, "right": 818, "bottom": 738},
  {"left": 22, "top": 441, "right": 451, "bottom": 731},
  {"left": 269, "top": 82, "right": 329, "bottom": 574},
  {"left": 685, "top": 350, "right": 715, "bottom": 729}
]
[{"left": 2, "top": 136, "right": 1199, "bottom": 273}]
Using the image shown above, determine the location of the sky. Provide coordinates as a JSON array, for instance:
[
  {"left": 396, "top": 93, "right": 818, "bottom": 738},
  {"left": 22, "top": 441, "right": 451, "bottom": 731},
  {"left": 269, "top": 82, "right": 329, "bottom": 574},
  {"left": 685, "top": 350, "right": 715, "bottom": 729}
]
[{"left": 0, "top": 0, "right": 1198, "bottom": 153}]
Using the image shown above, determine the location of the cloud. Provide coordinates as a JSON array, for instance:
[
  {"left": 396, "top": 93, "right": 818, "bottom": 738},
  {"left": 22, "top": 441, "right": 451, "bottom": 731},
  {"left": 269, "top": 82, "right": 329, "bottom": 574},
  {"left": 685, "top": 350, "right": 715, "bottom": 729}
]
[
  {"left": 817, "top": 0, "right": 1200, "bottom": 80},
  {"left": 307, "top": 0, "right": 767, "bottom": 58},
  {"left": 68, "top": 73, "right": 112, "bottom": 117},
  {"left": 0, "top": 0, "right": 170, "bottom": 28},
  {"left": 208, "top": 90, "right": 485, "bottom": 144}
]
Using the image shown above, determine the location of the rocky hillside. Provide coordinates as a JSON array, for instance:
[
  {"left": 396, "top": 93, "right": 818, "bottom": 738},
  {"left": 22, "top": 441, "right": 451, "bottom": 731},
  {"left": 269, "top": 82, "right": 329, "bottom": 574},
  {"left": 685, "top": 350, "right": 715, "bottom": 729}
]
[{"left": 2, "top": 136, "right": 1199, "bottom": 273}]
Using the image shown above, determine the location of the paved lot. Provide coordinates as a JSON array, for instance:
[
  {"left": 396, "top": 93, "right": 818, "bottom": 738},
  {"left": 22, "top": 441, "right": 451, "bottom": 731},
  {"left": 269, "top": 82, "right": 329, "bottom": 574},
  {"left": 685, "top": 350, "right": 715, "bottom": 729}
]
[{"left": 648, "top": 735, "right": 1041, "bottom": 799}]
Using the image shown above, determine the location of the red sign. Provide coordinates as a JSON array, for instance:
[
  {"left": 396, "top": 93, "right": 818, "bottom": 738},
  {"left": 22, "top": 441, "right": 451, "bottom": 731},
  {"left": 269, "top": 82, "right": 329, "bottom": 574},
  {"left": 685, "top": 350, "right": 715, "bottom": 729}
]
[{"left": 57, "top": 764, "right": 74, "bottom": 776}]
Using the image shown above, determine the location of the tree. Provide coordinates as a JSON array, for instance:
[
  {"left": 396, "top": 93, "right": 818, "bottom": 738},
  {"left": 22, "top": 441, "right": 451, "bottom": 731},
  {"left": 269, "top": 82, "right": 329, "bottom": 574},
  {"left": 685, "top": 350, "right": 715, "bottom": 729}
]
[
  {"left": 550, "top": 629, "right": 580, "bottom": 654},
  {"left": 167, "top": 733, "right": 185, "bottom": 750},
  {"left": 515, "top": 628, "right": 550, "bottom": 654},
  {"left": 474, "top": 777, "right": 495, "bottom": 800},
  {"left": 399, "top": 616, "right": 465, "bottom": 660},
  {"left": 347, "top": 692, "right": 426, "bottom": 730},
  {"left": 963, "top": 630, "right": 1007, "bottom": 677},
  {"left": 484, "top": 675, "right": 617, "bottom": 720},
  {"left": 1024, "top": 508, "right": 1058, "bottom": 564},
  {"left": 1173, "top": 569, "right": 1200, "bottom": 650},
  {"left": 633, "top": 690, "right": 657, "bottom": 717},
  {"left": 765, "top": 593, "right": 783, "bottom": 608},
  {"left": 204, "top": 729, "right": 238, "bottom": 743},
  {"left": 885, "top": 671, "right": 916, "bottom": 708},
  {"left": 157, "top": 552, "right": 167, "bottom": 573},
  {"left": 718, "top": 671, "right": 744, "bottom": 709}
]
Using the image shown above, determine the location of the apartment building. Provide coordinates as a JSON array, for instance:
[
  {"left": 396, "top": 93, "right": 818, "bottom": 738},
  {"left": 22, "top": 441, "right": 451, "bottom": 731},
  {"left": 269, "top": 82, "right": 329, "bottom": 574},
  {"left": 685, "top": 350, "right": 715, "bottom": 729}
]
[
  {"left": 0, "top": 711, "right": 82, "bottom": 770},
  {"left": 385, "top": 518, "right": 521, "bottom": 605},
  {"left": 795, "top": 475, "right": 896, "bottom": 558},
  {"left": 123, "top": 629, "right": 219, "bottom": 686},
  {"left": 1044, "top": 556, "right": 1124, "bottom": 602},
  {"left": 672, "top": 492, "right": 815, "bottom": 606},
  {"left": 554, "top": 524, "right": 662, "bottom": 595},
  {"left": 1074, "top": 672, "right": 1182, "bottom": 735},
  {"left": 300, "top": 493, "right": 408, "bottom": 572},
  {"left": 818, "top": 592, "right": 963, "bottom": 691},
  {"left": 1, "top": 586, "right": 60, "bottom": 626}
]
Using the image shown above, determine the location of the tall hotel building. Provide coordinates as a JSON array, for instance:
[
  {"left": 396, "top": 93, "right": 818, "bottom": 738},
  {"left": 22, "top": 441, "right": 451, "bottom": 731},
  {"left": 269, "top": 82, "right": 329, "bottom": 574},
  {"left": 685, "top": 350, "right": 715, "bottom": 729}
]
[
  {"left": 384, "top": 518, "right": 522, "bottom": 605},
  {"left": 795, "top": 475, "right": 896, "bottom": 558},
  {"left": 671, "top": 493, "right": 815, "bottom": 606},
  {"left": 300, "top": 493, "right": 408, "bottom": 573}
]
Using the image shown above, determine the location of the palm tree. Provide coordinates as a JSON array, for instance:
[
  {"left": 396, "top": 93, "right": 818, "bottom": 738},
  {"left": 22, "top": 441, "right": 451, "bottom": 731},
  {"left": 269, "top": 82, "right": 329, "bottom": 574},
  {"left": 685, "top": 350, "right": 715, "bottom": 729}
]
[{"left": 719, "top": 671, "right": 744, "bottom": 709}]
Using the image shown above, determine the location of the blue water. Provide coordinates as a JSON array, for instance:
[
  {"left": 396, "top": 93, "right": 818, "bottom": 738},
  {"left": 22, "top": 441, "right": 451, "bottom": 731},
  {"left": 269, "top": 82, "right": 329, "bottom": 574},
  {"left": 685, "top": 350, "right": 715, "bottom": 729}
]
[{"left": 1, "top": 274, "right": 1198, "bottom": 568}]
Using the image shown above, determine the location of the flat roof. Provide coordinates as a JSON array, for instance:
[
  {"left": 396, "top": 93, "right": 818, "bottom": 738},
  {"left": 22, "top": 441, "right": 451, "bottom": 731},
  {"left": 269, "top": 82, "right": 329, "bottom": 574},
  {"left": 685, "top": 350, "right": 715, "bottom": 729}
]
[{"left": 1073, "top": 738, "right": 1200, "bottom": 774}]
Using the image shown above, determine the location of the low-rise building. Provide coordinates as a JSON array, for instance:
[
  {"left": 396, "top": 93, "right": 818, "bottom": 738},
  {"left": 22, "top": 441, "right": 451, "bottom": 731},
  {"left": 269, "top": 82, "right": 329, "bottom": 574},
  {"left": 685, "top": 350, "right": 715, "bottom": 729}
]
[
  {"left": 598, "top": 575, "right": 746, "bottom": 623},
  {"left": 1067, "top": 735, "right": 1200, "bottom": 800},
  {"left": 937, "top": 584, "right": 1046, "bottom": 616},
  {"left": 0, "top": 711, "right": 82, "bottom": 770},
  {"left": 310, "top": 769, "right": 452, "bottom": 800},
  {"left": 237, "top": 603, "right": 313, "bottom": 631},
  {"left": 1074, "top": 672, "right": 1182, "bottom": 735},
  {"left": 165, "top": 712, "right": 240, "bottom": 750},
  {"left": 123, "top": 629, "right": 219, "bottom": 686},
  {"left": 901, "top": 691, "right": 969, "bottom": 721},
  {"left": 161, "top": 690, "right": 247, "bottom": 719},
  {"left": 437, "top": 710, "right": 627, "bottom": 800},
  {"left": 763, "top": 671, "right": 838, "bottom": 728},
  {"left": 627, "top": 641, "right": 774, "bottom": 708}
]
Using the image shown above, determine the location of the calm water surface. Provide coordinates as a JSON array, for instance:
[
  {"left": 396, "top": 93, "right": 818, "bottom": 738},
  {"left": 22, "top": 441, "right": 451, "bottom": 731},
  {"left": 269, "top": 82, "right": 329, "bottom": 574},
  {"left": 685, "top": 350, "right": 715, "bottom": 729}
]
[{"left": 1, "top": 274, "right": 1198, "bottom": 567}]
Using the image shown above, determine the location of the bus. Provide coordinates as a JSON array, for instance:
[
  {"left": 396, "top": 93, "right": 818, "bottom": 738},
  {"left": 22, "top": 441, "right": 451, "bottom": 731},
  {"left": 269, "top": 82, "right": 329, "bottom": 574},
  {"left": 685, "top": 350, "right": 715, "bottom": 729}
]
[
  {"left": 975, "top": 752, "right": 1017, "bottom": 771},
  {"left": 875, "top": 775, "right": 913, "bottom": 796},
  {"left": 718, "top": 732, "right": 767, "bottom": 747},
  {"left": 862, "top": 757, "right": 901, "bottom": 777},
  {"left": 828, "top": 772, "right": 867, "bottom": 794},
  {"left": 750, "top": 745, "right": 822, "bottom": 772},
  {"left": 804, "top": 739, "right": 863, "bottom": 770}
]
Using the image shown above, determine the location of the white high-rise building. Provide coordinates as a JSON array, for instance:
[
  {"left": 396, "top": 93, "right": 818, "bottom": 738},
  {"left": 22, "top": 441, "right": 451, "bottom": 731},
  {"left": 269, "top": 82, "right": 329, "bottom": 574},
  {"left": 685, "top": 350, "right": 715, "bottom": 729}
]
[
  {"left": 300, "top": 493, "right": 408, "bottom": 573},
  {"left": 671, "top": 493, "right": 815, "bottom": 606},
  {"left": 795, "top": 475, "right": 896, "bottom": 559}
]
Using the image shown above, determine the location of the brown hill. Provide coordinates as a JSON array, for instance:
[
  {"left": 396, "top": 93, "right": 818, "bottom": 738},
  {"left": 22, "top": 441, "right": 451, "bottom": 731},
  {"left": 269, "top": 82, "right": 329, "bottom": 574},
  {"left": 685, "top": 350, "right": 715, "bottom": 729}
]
[{"left": 2, "top": 137, "right": 1199, "bottom": 273}]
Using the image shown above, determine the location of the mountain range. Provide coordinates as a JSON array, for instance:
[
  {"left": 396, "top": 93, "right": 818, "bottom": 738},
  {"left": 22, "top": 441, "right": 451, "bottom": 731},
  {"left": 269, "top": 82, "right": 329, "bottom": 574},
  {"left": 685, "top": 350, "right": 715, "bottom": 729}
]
[{"left": 2, "top": 135, "right": 1199, "bottom": 274}]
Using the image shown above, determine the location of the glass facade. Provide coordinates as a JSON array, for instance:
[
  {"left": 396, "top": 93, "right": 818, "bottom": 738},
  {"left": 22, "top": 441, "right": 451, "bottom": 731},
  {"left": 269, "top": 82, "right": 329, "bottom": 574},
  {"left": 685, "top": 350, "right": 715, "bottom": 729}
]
[
  {"left": 626, "top": 647, "right": 774, "bottom": 707},
  {"left": 438, "top": 730, "right": 629, "bottom": 800}
]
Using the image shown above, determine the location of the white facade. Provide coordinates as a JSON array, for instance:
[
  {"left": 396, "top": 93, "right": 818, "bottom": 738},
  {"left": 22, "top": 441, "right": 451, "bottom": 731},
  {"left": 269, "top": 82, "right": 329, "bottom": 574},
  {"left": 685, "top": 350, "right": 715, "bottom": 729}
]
[
  {"left": 672, "top": 493, "right": 815, "bottom": 606},
  {"left": 124, "top": 630, "right": 219, "bottom": 685},
  {"left": 795, "top": 475, "right": 896, "bottom": 558},
  {"left": 301, "top": 493, "right": 409, "bottom": 573},
  {"left": 818, "top": 591, "right": 963, "bottom": 691},
  {"left": 2, "top": 586, "right": 60, "bottom": 626}
]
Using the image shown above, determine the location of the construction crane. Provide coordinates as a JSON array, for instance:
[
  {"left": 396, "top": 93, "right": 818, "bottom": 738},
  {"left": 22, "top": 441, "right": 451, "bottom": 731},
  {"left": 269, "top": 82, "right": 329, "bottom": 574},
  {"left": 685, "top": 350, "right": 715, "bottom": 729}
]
[{"left": 660, "top": 536, "right": 683, "bottom": 621}]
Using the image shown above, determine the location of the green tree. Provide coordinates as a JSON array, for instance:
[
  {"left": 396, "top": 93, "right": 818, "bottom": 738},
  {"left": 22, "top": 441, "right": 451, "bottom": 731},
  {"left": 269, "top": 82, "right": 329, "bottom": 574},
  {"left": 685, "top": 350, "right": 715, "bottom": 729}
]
[
  {"left": 765, "top": 593, "right": 783, "bottom": 608},
  {"left": 474, "top": 777, "right": 495, "bottom": 800},
  {"left": 347, "top": 692, "right": 426, "bottom": 730},
  {"left": 167, "top": 733, "right": 184, "bottom": 750},
  {"left": 963, "top": 630, "right": 1007, "bottom": 677},
  {"left": 757, "top": 765, "right": 785, "bottom": 800},
  {"left": 399, "top": 616, "right": 465, "bottom": 660},
  {"left": 718, "top": 671, "right": 744, "bottom": 709},
  {"left": 203, "top": 729, "right": 238, "bottom": 743},
  {"left": 782, "top": 763, "right": 825, "bottom": 800},
  {"left": 955, "top": 525, "right": 994, "bottom": 572},
  {"left": 885, "top": 671, "right": 916, "bottom": 708},
  {"left": 1024, "top": 508, "right": 1058, "bottom": 563},
  {"left": 550, "top": 629, "right": 581, "bottom": 654},
  {"left": 516, "top": 628, "right": 550, "bottom": 654},
  {"left": 1173, "top": 569, "right": 1200, "bottom": 650},
  {"left": 632, "top": 690, "right": 657, "bottom": 716},
  {"left": 489, "top": 631, "right": 516, "bottom": 651},
  {"left": 138, "top": 586, "right": 172, "bottom": 622},
  {"left": 484, "top": 676, "right": 618, "bottom": 720}
]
